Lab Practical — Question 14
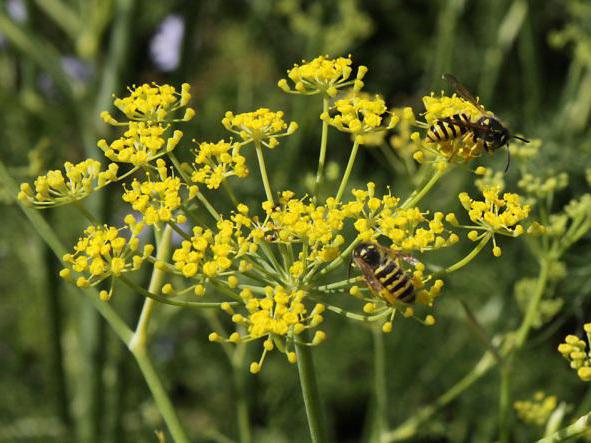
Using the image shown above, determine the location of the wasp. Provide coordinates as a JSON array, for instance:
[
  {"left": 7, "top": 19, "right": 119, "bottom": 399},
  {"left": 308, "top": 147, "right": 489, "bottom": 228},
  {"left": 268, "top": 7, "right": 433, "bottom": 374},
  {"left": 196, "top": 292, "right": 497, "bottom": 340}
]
[
  {"left": 426, "top": 73, "right": 529, "bottom": 171},
  {"left": 352, "top": 242, "right": 417, "bottom": 305}
]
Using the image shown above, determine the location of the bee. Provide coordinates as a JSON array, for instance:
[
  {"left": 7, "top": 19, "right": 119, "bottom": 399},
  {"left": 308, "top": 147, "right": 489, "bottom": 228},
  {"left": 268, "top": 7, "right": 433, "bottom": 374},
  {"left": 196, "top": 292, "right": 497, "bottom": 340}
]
[
  {"left": 426, "top": 73, "right": 529, "bottom": 171},
  {"left": 352, "top": 242, "right": 417, "bottom": 305}
]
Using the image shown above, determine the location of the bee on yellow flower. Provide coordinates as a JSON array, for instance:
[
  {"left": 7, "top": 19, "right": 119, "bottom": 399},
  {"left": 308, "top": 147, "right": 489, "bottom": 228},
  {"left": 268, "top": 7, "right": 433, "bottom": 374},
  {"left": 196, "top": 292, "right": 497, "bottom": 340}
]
[
  {"left": 277, "top": 54, "right": 368, "bottom": 97},
  {"left": 59, "top": 216, "right": 153, "bottom": 297},
  {"left": 18, "top": 159, "right": 119, "bottom": 208},
  {"left": 191, "top": 140, "right": 249, "bottom": 189}
]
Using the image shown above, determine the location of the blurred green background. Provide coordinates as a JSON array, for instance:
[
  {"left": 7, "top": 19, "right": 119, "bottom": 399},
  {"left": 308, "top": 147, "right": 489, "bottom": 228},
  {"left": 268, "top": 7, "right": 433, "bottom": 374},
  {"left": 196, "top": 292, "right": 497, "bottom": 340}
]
[{"left": 1, "top": 0, "right": 591, "bottom": 442}]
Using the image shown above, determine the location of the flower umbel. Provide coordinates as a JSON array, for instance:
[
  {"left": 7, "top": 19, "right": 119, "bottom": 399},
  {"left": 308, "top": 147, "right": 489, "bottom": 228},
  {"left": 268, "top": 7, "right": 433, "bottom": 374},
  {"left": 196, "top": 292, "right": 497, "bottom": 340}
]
[
  {"left": 222, "top": 108, "right": 298, "bottom": 149},
  {"left": 191, "top": 140, "right": 249, "bottom": 189},
  {"left": 514, "top": 392, "right": 558, "bottom": 426}
]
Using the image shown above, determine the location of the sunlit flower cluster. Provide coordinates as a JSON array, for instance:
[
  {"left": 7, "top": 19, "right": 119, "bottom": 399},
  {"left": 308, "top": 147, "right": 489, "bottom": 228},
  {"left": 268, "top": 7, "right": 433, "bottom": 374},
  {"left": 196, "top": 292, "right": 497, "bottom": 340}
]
[
  {"left": 458, "top": 186, "right": 530, "bottom": 256},
  {"left": 514, "top": 392, "right": 558, "bottom": 426},
  {"left": 222, "top": 108, "right": 298, "bottom": 148},
  {"left": 101, "top": 82, "right": 195, "bottom": 124},
  {"left": 210, "top": 286, "right": 326, "bottom": 373},
  {"left": 98, "top": 122, "right": 183, "bottom": 167},
  {"left": 59, "top": 217, "right": 153, "bottom": 295},
  {"left": 389, "top": 107, "right": 420, "bottom": 155},
  {"left": 277, "top": 55, "right": 367, "bottom": 96},
  {"left": 191, "top": 140, "right": 249, "bottom": 189},
  {"left": 558, "top": 324, "right": 591, "bottom": 381},
  {"left": 322, "top": 95, "right": 397, "bottom": 143},
  {"left": 18, "top": 159, "right": 119, "bottom": 207},
  {"left": 122, "top": 160, "right": 193, "bottom": 225}
]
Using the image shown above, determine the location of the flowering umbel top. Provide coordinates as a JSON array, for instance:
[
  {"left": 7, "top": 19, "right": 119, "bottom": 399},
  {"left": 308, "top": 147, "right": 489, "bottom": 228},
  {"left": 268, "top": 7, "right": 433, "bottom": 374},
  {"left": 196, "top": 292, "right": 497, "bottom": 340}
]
[
  {"left": 222, "top": 108, "right": 298, "bottom": 148},
  {"left": 191, "top": 140, "right": 249, "bottom": 189},
  {"left": 18, "top": 159, "right": 119, "bottom": 207},
  {"left": 277, "top": 55, "right": 368, "bottom": 96}
]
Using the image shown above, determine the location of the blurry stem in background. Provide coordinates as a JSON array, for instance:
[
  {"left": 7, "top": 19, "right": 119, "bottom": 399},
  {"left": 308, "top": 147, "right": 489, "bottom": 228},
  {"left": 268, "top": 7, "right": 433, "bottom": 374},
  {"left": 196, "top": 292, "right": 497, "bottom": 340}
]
[
  {"left": 33, "top": 0, "right": 81, "bottom": 41},
  {"left": 536, "top": 410, "right": 591, "bottom": 443},
  {"left": 429, "top": 0, "right": 464, "bottom": 85},
  {"left": 517, "top": 2, "right": 541, "bottom": 119},
  {"left": 369, "top": 324, "right": 387, "bottom": 443},
  {"left": 0, "top": 163, "right": 190, "bottom": 443},
  {"left": 313, "top": 97, "right": 330, "bottom": 202},
  {"left": 255, "top": 141, "right": 275, "bottom": 205},
  {"left": 232, "top": 342, "right": 252, "bottom": 443},
  {"left": 335, "top": 139, "right": 360, "bottom": 203},
  {"left": 498, "top": 362, "right": 512, "bottom": 443},
  {"left": 478, "top": 0, "right": 528, "bottom": 104},
  {"left": 296, "top": 341, "right": 328, "bottom": 443}
]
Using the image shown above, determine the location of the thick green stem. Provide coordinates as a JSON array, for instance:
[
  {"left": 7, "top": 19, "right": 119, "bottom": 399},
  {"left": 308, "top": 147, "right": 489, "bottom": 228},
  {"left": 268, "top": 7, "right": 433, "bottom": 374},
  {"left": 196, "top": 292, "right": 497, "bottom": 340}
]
[
  {"left": 400, "top": 166, "right": 444, "bottom": 209},
  {"left": 536, "top": 410, "right": 591, "bottom": 443},
  {"left": 232, "top": 345, "right": 251, "bottom": 443},
  {"left": 295, "top": 342, "right": 328, "bottom": 443},
  {"left": 313, "top": 97, "right": 330, "bottom": 202},
  {"left": 255, "top": 141, "right": 275, "bottom": 205},
  {"left": 370, "top": 325, "right": 387, "bottom": 443},
  {"left": 335, "top": 140, "right": 360, "bottom": 203}
]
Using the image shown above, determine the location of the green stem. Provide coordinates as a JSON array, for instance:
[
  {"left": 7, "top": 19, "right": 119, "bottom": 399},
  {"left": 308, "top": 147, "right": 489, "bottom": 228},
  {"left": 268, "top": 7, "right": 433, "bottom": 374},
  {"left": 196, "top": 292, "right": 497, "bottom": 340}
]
[
  {"left": 400, "top": 166, "right": 444, "bottom": 209},
  {"left": 295, "top": 342, "right": 328, "bottom": 443},
  {"left": 370, "top": 325, "right": 387, "bottom": 443},
  {"left": 313, "top": 97, "right": 330, "bottom": 202},
  {"left": 515, "top": 257, "right": 549, "bottom": 347},
  {"left": 499, "top": 362, "right": 512, "bottom": 443},
  {"left": 74, "top": 201, "right": 101, "bottom": 225},
  {"left": 438, "top": 234, "right": 492, "bottom": 275},
  {"left": 232, "top": 345, "right": 251, "bottom": 443},
  {"left": 255, "top": 141, "right": 275, "bottom": 205},
  {"left": 536, "top": 410, "right": 591, "bottom": 443},
  {"left": 335, "top": 140, "right": 360, "bottom": 203}
]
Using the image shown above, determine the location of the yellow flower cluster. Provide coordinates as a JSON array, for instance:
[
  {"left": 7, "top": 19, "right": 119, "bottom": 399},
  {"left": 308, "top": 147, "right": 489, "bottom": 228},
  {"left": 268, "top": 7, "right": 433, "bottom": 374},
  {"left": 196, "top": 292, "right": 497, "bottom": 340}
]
[
  {"left": 122, "top": 160, "right": 194, "bottom": 225},
  {"left": 558, "top": 324, "right": 591, "bottom": 381},
  {"left": 18, "top": 159, "right": 119, "bottom": 207},
  {"left": 321, "top": 95, "right": 397, "bottom": 143},
  {"left": 98, "top": 122, "right": 183, "bottom": 167},
  {"left": 389, "top": 107, "right": 420, "bottom": 155},
  {"left": 101, "top": 83, "right": 195, "bottom": 124},
  {"left": 346, "top": 183, "right": 459, "bottom": 251},
  {"left": 458, "top": 186, "right": 530, "bottom": 255},
  {"left": 222, "top": 108, "right": 298, "bottom": 148},
  {"left": 420, "top": 93, "right": 487, "bottom": 162},
  {"left": 514, "top": 392, "right": 558, "bottom": 426},
  {"left": 59, "top": 217, "right": 153, "bottom": 293},
  {"left": 172, "top": 219, "right": 247, "bottom": 279},
  {"left": 277, "top": 55, "right": 367, "bottom": 96},
  {"left": 518, "top": 172, "right": 569, "bottom": 198},
  {"left": 210, "top": 286, "right": 326, "bottom": 373},
  {"left": 191, "top": 140, "right": 249, "bottom": 189}
]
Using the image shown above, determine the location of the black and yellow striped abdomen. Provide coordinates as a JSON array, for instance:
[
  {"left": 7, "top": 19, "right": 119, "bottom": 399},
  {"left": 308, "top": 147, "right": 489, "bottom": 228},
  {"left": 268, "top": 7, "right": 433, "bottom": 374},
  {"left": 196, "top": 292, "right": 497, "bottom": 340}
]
[
  {"left": 374, "top": 259, "right": 415, "bottom": 304},
  {"left": 426, "top": 113, "right": 471, "bottom": 143}
]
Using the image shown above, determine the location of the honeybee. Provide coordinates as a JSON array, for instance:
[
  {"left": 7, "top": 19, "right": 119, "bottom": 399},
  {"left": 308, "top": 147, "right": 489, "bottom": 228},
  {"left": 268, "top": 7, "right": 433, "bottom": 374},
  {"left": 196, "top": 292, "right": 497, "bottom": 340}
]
[
  {"left": 426, "top": 73, "right": 529, "bottom": 171},
  {"left": 352, "top": 242, "right": 417, "bottom": 305}
]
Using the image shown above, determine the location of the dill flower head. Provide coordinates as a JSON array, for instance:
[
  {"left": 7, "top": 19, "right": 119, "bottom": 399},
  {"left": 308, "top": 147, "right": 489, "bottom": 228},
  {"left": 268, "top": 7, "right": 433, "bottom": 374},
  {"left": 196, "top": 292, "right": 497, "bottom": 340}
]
[
  {"left": 60, "top": 216, "right": 153, "bottom": 290},
  {"left": 277, "top": 54, "right": 368, "bottom": 96},
  {"left": 191, "top": 140, "right": 249, "bottom": 189},
  {"left": 122, "top": 160, "right": 192, "bottom": 225},
  {"left": 210, "top": 286, "right": 326, "bottom": 373},
  {"left": 97, "top": 122, "right": 183, "bottom": 166},
  {"left": 18, "top": 159, "right": 119, "bottom": 207},
  {"left": 459, "top": 186, "right": 530, "bottom": 252},
  {"left": 101, "top": 82, "right": 195, "bottom": 124},
  {"left": 222, "top": 108, "right": 298, "bottom": 148},
  {"left": 558, "top": 324, "right": 591, "bottom": 381},
  {"left": 514, "top": 392, "right": 558, "bottom": 426},
  {"left": 321, "top": 94, "right": 397, "bottom": 144},
  {"left": 389, "top": 107, "right": 420, "bottom": 155}
]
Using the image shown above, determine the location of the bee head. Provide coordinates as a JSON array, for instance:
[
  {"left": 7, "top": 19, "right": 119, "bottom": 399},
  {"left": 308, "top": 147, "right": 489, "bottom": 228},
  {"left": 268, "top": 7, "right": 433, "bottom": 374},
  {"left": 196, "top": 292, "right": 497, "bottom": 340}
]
[{"left": 353, "top": 242, "right": 381, "bottom": 266}]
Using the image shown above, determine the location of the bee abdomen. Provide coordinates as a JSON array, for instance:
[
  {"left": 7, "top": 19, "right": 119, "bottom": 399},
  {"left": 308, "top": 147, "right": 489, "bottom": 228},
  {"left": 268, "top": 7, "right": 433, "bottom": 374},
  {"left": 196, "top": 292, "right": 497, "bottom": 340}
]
[
  {"left": 426, "top": 113, "right": 471, "bottom": 142},
  {"left": 377, "top": 260, "right": 415, "bottom": 304}
]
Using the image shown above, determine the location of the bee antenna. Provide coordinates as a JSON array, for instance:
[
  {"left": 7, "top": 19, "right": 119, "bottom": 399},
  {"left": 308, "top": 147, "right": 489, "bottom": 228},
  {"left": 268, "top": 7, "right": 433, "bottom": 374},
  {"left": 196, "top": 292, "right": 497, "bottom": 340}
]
[
  {"left": 512, "top": 135, "right": 530, "bottom": 143},
  {"left": 504, "top": 146, "right": 511, "bottom": 173}
]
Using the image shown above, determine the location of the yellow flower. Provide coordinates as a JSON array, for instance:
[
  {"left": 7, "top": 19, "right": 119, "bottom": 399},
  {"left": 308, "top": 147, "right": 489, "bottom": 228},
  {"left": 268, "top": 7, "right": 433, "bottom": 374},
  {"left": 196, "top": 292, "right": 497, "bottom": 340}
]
[
  {"left": 514, "top": 392, "right": 558, "bottom": 427},
  {"left": 101, "top": 83, "right": 195, "bottom": 124},
  {"left": 191, "top": 140, "right": 249, "bottom": 189},
  {"left": 222, "top": 108, "right": 298, "bottom": 148},
  {"left": 389, "top": 107, "right": 420, "bottom": 156},
  {"left": 122, "top": 160, "right": 189, "bottom": 225},
  {"left": 213, "top": 286, "right": 325, "bottom": 373},
  {"left": 61, "top": 217, "right": 153, "bottom": 290},
  {"left": 558, "top": 325, "right": 591, "bottom": 381},
  {"left": 278, "top": 55, "right": 367, "bottom": 96},
  {"left": 18, "top": 159, "right": 119, "bottom": 207},
  {"left": 459, "top": 187, "right": 531, "bottom": 240},
  {"left": 321, "top": 94, "right": 397, "bottom": 143},
  {"left": 98, "top": 122, "right": 183, "bottom": 166}
]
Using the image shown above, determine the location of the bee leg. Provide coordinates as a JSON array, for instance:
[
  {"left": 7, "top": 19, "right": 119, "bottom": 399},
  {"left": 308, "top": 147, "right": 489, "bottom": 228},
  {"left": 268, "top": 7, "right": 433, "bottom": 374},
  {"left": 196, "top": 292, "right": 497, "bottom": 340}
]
[{"left": 503, "top": 146, "right": 511, "bottom": 173}]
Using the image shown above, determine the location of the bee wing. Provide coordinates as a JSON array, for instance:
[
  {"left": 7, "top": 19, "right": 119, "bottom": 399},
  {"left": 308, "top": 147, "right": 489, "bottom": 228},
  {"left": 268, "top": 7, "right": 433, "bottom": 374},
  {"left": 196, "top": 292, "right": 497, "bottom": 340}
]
[
  {"left": 442, "top": 73, "right": 486, "bottom": 113},
  {"left": 352, "top": 256, "right": 384, "bottom": 294},
  {"left": 374, "top": 243, "right": 419, "bottom": 267},
  {"left": 444, "top": 117, "right": 494, "bottom": 134}
]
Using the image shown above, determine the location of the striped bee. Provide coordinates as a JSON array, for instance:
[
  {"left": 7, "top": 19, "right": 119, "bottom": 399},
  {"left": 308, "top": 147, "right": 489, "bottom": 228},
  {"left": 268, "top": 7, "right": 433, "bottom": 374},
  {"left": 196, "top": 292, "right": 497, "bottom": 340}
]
[
  {"left": 352, "top": 242, "right": 417, "bottom": 305},
  {"left": 426, "top": 74, "right": 529, "bottom": 171}
]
